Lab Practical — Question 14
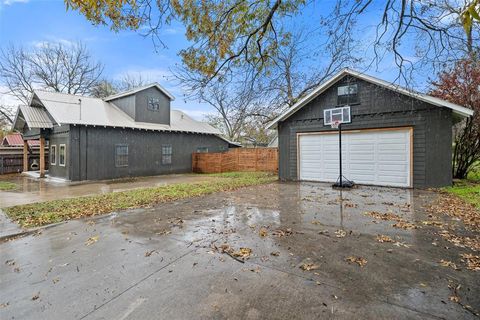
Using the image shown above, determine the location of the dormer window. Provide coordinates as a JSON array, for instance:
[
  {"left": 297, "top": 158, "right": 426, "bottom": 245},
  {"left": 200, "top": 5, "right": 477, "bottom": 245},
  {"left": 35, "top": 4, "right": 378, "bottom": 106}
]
[
  {"left": 147, "top": 97, "right": 160, "bottom": 111},
  {"left": 337, "top": 83, "right": 358, "bottom": 105}
]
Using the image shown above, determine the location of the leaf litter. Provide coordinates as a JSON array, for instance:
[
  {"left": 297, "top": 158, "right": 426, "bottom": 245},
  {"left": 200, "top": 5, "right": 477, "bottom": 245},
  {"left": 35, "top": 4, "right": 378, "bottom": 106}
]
[
  {"left": 346, "top": 256, "right": 368, "bottom": 267},
  {"left": 84, "top": 235, "right": 99, "bottom": 246}
]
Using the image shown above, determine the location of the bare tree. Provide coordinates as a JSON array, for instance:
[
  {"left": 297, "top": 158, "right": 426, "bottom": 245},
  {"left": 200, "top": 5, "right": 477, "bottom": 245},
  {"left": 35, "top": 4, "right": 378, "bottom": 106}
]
[
  {"left": 91, "top": 73, "right": 152, "bottom": 98},
  {"left": 259, "top": 29, "right": 360, "bottom": 114},
  {"left": 324, "top": 0, "right": 479, "bottom": 83},
  {"left": 200, "top": 80, "right": 260, "bottom": 141},
  {"left": 0, "top": 104, "right": 15, "bottom": 128},
  {"left": 117, "top": 73, "right": 150, "bottom": 90},
  {"left": 90, "top": 79, "right": 118, "bottom": 98},
  {"left": 0, "top": 42, "right": 104, "bottom": 104}
]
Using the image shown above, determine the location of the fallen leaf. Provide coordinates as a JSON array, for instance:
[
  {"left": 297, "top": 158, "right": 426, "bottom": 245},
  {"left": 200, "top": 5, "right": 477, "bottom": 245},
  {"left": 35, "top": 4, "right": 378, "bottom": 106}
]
[
  {"left": 376, "top": 235, "right": 393, "bottom": 243},
  {"left": 392, "top": 221, "right": 417, "bottom": 230},
  {"left": 460, "top": 253, "right": 480, "bottom": 271},
  {"left": 259, "top": 227, "right": 268, "bottom": 237},
  {"left": 346, "top": 256, "right": 368, "bottom": 267},
  {"left": 85, "top": 236, "right": 99, "bottom": 246},
  {"left": 145, "top": 250, "right": 156, "bottom": 257},
  {"left": 335, "top": 230, "right": 346, "bottom": 238},
  {"left": 300, "top": 262, "right": 320, "bottom": 271},
  {"left": 439, "top": 259, "right": 460, "bottom": 270},
  {"left": 272, "top": 228, "right": 293, "bottom": 237},
  {"left": 233, "top": 247, "right": 252, "bottom": 259},
  {"left": 5, "top": 259, "right": 15, "bottom": 266}
]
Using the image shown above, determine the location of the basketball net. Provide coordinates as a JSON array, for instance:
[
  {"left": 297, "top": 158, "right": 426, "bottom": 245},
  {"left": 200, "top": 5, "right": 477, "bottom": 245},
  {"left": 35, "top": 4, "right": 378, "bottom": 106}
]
[{"left": 331, "top": 120, "right": 341, "bottom": 129}]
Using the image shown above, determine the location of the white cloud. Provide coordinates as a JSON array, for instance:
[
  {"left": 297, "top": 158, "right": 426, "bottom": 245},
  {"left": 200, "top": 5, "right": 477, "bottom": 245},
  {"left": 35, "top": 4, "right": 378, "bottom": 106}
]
[
  {"left": 1, "top": 0, "right": 29, "bottom": 5},
  {"left": 0, "top": 86, "right": 22, "bottom": 106},
  {"left": 30, "top": 38, "right": 76, "bottom": 49},
  {"left": 114, "top": 68, "right": 173, "bottom": 83},
  {"left": 175, "top": 108, "right": 214, "bottom": 121}
]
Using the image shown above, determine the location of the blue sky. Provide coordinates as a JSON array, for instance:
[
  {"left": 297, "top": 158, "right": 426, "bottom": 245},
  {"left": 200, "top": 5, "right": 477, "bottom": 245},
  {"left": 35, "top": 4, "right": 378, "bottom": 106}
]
[
  {"left": 0, "top": 0, "right": 213, "bottom": 118},
  {"left": 0, "top": 0, "right": 433, "bottom": 119}
]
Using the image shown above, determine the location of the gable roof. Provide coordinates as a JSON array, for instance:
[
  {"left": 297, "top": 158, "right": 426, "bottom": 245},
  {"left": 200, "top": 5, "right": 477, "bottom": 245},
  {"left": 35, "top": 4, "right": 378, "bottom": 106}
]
[
  {"left": 104, "top": 82, "right": 175, "bottom": 101},
  {"left": 15, "top": 90, "right": 221, "bottom": 136},
  {"left": 2, "top": 133, "right": 40, "bottom": 147},
  {"left": 267, "top": 68, "right": 474, "bottom": 129},
  {"left": 13, "top": 104, "right": 54, "bottom": 130}
]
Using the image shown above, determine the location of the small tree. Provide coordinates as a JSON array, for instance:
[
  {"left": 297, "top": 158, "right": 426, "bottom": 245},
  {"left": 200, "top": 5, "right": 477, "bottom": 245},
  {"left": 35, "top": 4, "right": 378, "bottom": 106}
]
[{"left": 430, "top": 56, "right": 480, "bottom": 179}]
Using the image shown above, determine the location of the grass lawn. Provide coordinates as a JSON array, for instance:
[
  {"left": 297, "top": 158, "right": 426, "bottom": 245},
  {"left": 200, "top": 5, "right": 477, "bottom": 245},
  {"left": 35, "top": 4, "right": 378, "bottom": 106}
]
[
  {"left": 0, "top": 181, "right": 17, "bottom": 191},
  {"left": 445, "top": 166, "right": 480, "bottom": 210},
  {"left": 5, "top": 172, "right": 277, "bottom": 228}
]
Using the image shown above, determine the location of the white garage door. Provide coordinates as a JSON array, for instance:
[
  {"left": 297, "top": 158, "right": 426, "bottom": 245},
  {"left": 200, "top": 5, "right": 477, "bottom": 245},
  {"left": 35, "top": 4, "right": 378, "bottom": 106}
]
[{"left": 298, "top": 128, "right": 412, "bottom": 187}]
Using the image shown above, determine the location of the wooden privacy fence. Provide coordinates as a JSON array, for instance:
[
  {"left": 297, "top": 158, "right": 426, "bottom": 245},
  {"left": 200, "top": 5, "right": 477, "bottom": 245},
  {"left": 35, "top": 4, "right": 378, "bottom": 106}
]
[
  {"left": 192, "top": 148, "right": 278, "bottom": 173},
  {"left": 0, "top": 147, "right": 48, "bottom": 175}
]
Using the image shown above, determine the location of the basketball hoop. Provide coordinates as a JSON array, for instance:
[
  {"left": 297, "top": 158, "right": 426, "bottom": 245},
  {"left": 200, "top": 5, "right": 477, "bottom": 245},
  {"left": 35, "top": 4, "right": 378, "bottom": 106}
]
[{"left": 331, "top": 120, "right": 341, "bottom": 129}]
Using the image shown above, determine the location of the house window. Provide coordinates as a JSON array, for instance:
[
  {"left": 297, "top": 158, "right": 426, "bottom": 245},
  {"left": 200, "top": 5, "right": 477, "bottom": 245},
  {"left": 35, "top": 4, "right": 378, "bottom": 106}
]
[
  {"left": 50, "top": 145, "right": 57, "bottom": 165},
  {"left": 324, "top": 106, "right": 351, "bottom": 125},
  {"left": 59, "top": 144, "right": 66, "bottom": 166},
  {"left": 196, "top": 147, "right": 209, "bottom": 153},
  {"left": 162, "top": 144, "right": 172, "bottom": 165},
  {"left": 115, "top": 144, "right": 129, "bottom": 167},
  {"left": 147, "top": 97, "right": 160, "bottom": 111},
  {"left": 337, "top": 83, "right": 358, "bottom": 105}
]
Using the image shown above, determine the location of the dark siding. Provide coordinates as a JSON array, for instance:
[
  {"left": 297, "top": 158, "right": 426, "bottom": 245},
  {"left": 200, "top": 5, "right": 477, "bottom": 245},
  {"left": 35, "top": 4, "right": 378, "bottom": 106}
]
[
  {"left": 110, "top": 95, "right": 136, "bottom": 118},
  {"left": 48, "top": 125, "right": 70, "bottom": 179},
  {"left": 135, "top": 87, "right": 171, "bottom": 125},
  {"left": 278, "top": 75, "right": 453, "bottom": 187},
  {"left": 68, "top": 126, "right": 228, "bottom": 181}
]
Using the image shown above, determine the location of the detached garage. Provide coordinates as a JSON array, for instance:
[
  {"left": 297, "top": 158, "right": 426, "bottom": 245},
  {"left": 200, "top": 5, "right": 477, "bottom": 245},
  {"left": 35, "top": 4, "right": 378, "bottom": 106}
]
[{"left": 268, "top": 69, "right": 473, "bottom": 188}]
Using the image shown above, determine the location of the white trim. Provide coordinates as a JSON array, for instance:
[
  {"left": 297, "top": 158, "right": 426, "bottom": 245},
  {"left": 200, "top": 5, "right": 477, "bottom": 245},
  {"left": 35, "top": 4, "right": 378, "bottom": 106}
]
[
  {"left": 50, "top": 145, "right": 57, "bottom": 165},
  {"left": 104, "top": 82, "right": 175, "bottom": 101},
  {"left": 59, "top": 144, "right": 66, "bottom": 167},
  {"left": 267, "top": 68, "right": 474, "bottom": 129}
]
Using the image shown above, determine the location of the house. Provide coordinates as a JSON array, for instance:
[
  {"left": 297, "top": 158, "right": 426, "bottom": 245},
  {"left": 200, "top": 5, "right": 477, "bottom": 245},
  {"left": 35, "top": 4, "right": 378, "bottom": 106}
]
[
  {"left": 267, "top": 68, "right": 474, "bottom": 188},
  {"left": 2, "top": 132, "right": 40, "bottom": 147},
  {"left": 12, "top": 83, "right": 237, "bottom": 181}
]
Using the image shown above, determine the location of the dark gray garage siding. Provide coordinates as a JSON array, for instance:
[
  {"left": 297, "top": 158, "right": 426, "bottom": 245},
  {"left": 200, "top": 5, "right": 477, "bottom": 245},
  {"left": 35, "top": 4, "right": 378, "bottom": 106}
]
[
  {"left": 278, "top": 76, "right": 453, "bottom": 187},
  {"left": 68, "top": 126, "right": 229, "bottom": 181}
]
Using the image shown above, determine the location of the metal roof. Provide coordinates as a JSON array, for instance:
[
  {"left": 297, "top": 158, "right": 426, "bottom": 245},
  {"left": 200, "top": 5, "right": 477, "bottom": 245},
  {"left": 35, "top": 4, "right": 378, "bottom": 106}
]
[
  {"left": 21, "top": 90, "right": 221, "bottom": 135},
  {"left": 267, "top": 68, "right": 474, "bottom": 129},
  {"left": 104, "top": 82, "right": 175, "bottom": 101},
  {"left": 1, "top": 133, "right": 40, "bottom": 146},
  {"left": 13, "top": 105, "right": 54, "bottom": 130}
]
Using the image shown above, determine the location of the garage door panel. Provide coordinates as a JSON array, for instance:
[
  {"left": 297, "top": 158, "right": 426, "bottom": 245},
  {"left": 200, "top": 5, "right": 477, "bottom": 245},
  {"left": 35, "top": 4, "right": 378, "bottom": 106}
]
[
  {"left": 349, "top": 153, "right": 375, "bottom": 161},
  {"left": 298, "top": 128, "right": 411, "bottom": 187},
  {"left": 349, "top": 163, "right": 376, "bottom": 171}
]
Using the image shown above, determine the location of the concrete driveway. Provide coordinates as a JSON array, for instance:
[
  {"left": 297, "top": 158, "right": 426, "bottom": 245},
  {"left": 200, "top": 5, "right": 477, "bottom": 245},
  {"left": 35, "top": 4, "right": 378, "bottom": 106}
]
[{"left": 0, "top": 182, "right": 478, "bottom": 319}]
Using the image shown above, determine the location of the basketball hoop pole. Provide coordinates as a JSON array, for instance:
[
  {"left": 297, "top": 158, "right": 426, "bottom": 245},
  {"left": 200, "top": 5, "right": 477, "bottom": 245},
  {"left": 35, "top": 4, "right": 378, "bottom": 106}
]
[{"left": 332, "top": 121, "right": 354, "bottom": 189}]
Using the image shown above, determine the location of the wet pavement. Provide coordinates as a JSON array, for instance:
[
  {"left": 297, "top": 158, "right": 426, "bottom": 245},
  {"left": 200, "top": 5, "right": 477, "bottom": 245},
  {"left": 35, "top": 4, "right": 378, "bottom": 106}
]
[
  {"left": 0, "top": 174, "right": 214, "bottom": 208},
  {"left": 0, "top": 182, "right": 479, "bottom": 319}
]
